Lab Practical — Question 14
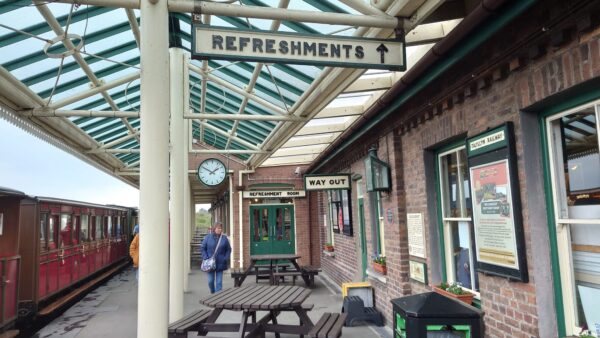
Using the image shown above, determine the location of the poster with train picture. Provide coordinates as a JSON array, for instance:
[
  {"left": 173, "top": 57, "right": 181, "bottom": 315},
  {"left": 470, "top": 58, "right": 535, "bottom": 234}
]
[{"left": 470, "top": 159, "right": 519, "bottom": 270}]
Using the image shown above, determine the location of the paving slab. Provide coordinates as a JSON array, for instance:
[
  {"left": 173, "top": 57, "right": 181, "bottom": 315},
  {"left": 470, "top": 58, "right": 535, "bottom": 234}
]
[{"left": 33, "top": 266, "right": 392, "bottom": 338}]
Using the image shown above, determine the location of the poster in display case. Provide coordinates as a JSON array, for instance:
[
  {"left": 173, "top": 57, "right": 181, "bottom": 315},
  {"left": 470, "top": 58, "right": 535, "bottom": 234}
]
[{"left": 467, "top": 123, "right": 528, "bottom": 282}]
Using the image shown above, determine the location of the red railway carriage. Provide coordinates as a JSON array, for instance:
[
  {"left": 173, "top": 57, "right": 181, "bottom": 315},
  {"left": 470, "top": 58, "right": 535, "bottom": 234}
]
[
  {"left": 0, "top": 189, "right": 137, "bottom": 330},
  {"left": 0, "top": 187, "right": 27, "bottom": 332}
]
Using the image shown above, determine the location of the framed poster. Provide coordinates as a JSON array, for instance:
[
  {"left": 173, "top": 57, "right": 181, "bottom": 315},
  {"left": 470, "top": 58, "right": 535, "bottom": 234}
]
[
  {"left": 407, "top": 213, "right": 426, "bottom": 258},
  {"left": 409, "top": 260, "right": 428, "bottom": 284},
  {"left": 467, "top": 123, "right": 528, "bottom": 282}
]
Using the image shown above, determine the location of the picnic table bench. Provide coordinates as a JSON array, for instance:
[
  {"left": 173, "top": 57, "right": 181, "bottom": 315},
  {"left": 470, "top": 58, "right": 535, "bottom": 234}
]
[
  {"left": 232, "top": 254, "right": 320, "bottom": 287},
  {"left": 168, "top": 285, "right": 346, "bottom": 338}
]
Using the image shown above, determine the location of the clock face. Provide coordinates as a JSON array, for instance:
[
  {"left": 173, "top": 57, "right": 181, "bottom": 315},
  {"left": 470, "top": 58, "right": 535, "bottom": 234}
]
[{"left": 197, "top": 158, "right": 227, "bottom": 186}]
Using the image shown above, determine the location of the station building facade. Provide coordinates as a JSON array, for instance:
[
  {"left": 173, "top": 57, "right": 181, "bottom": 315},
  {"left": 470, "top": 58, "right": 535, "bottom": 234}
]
[{"left": 196, "top": 0, "right": 600, "bottom": 337}]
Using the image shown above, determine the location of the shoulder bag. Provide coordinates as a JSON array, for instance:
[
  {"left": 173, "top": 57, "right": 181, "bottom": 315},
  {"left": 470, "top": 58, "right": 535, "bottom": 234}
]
[{"left": 201, "top": 234, "right": 223, "bottom": 272}]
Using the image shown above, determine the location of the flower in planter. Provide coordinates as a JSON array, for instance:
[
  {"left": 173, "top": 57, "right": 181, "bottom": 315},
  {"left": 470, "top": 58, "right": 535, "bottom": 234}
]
[
  {"left": 323, "top": 243, "right": 334, "bottom": 252},
  {"left": 372, "top": 254, "right": 386, "bottom": 266},
  {"left": 438, "top": 282, "right": 470, "bottom": 295}
]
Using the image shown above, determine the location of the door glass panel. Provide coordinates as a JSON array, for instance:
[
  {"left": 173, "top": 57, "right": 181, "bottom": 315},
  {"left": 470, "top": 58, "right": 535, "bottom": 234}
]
[
  {"left": 275, "top": 208, "right": 283, "bottom": 241},
  {"left": 261, "top": 208, "right": 269, "bottom": 241},
  {"left": 60, "top": 214, "right": 72, "bottom": 247},
  {"left": 570, "top": 223, "right": 600, "bottom": 331},
  {"left": 73, "top": 216, "right": 80, "bottom": 244},
  {"left": 253, "top": 208, "right": 260, "bottom": 241},
  {"left": 107, "top": 217, "right": 112, "bottom": 239},
  {"left": 284, "top": 209, "right": 292, "bottom": 241}
]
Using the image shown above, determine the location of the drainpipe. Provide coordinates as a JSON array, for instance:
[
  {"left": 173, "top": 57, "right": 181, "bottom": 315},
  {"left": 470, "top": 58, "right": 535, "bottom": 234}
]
[
  {"left": 228, "top": 172, "right": 234, "bottom": 269},
  {"left": 309, "top": 0, "right": 538, "bottom": 174},
  {"left": 238, "top": 169, "right": 255, "bottom": 267}
]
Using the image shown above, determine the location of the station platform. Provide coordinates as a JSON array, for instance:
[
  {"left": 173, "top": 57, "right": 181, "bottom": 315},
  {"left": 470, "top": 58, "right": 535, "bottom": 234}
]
[{"left": 32, "top": 267, "right": 391, "bottom": 338}]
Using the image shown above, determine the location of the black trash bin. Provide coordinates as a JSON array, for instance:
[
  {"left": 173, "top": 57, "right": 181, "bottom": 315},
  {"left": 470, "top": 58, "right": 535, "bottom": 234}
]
[{"left": 391, "top": 292, "right": 483, "bottom": 338}]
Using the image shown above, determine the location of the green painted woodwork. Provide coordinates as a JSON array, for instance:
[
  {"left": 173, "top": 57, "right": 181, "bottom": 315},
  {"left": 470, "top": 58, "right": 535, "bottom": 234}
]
[
  {"left": 249, "top": 204, "right": 295, "bottom": 256},
  {"left": 358, "top": 197, "right": 367, "bottom": 280},
  {"left": 0, "top": 0, "right": 30, "bottom": 15},
  {"left": 537, "top": 89, "right": 600, "bottom": 338},
  {"left": 0, "top": 6, "right": 113, "bottom": 48},
  {"left": 434, "top": 139, "right": 466, "bottom": 283}
]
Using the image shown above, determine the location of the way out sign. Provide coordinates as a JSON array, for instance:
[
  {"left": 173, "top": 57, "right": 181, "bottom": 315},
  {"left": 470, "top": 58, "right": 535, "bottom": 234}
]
[
  {"left": 193, "top": 25, "right": 406, "bottom": 71},
  {"left": 304, "top": 174, "right": 351, "bottom": 191}
]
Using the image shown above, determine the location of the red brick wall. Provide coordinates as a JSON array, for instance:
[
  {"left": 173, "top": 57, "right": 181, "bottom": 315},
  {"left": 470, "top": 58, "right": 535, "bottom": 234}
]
[{"left": 313, "top": 1, "right": 600, "bottom": 337}]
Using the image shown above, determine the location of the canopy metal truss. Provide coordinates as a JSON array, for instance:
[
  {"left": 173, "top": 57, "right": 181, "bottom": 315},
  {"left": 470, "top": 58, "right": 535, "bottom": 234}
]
[{"left": 1, "top": 0, "right": 470, "bottom": 200}]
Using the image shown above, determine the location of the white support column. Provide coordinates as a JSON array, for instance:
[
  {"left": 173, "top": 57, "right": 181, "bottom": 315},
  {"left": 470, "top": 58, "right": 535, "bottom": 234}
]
[
  {"left": 183, "top": 81, "right": 191, "bottom": 294},
  {"left": 169, "top": 47, "right": 185, "bottom": 323},
  {"left": 138, "top": 0, "right": 169, "bottom": 337}
]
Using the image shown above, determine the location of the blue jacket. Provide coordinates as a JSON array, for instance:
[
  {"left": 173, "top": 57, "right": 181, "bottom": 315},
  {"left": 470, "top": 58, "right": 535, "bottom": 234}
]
[{"left": 201, "top": 233, "right": 232, "bottom": 271}]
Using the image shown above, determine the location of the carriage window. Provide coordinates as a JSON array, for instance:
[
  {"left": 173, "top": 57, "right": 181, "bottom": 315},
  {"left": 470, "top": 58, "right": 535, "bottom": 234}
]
[
  {"left": 60, "top": 214, "right": 72, "bottom": 246},
  {"left": 107, "top": 217, "right": 112, "bottom": 239},
  {"left": 81, "top": 215, "right": 89, "bottom": 242},
  {"left": 95, "top": 216, "right": 103, "bottom": 239},
  {"left": 48, "top": 215, "right": 58, "bottom": 249},
  {"left": 40, "top": 213, "right": 48, "bottom": 249},
  {"left": 73, "top": 216, "right": 80, "bottom": 244},
  {"left": 116, "top": 217, "right": 122, "bottom": 237}
]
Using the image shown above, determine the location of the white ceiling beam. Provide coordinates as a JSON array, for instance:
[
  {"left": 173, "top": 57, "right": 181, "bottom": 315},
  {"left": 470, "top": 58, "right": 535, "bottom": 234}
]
[
  {"left": 87, "top": 148, "right": 139, "bottom": 154},
  {"left": 343, "top": 76, "right": 398, "bottom": 93},
  {"left": 21, "top": 108, "right": 139, "bottom": 118},
  {"left": 0, "top": 67, "right": 45, "bottom": 108},
  {"left": 272, "top": 144, "right": 327, "bottom": 157},
  {"left": 261, "top": 154, "right": 317, "bottom": 166},
  {"left": 100, "top": 132, "right": 140, "bottom": 149},
  {"left": 405, "top": 19, "right": 461, "bottom": 46},
  {"left": 339, "top": 0, "right": 387, "bottom": 16},
  {"left": 199, "top": 121, "right": 260, "bottom": 150},
  {"left": 282, "top": 134, "right": 339, "bottom": 148},
  {"left": 190, "top": 149, "right": 268, "bottom": 154},
  {"left": 186, "top": 113, "right": 304, "bottom": 122},
  {"left": 125, "top": 8, "right": 141, "bottom": 48},
  {"left": 315, "top": 105, "right": 364, "bottom": 118},
  {"left": 49, "top": 72, "right": 140, "bottom": 109},
  {"left": 295, "top": 123, "right": 348, "bottom": 136},
  {"left": 172, "top": 1, "right": 399, "bottom": 29}
]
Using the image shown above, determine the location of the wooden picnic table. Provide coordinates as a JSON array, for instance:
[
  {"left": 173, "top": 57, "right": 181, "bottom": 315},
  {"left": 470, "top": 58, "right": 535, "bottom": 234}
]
[
  {"left": 234, "top": 254, "right": 311, "bottom": 287},
  {"left": 198, "top": 285, "right": 314, "bottom": 338}
]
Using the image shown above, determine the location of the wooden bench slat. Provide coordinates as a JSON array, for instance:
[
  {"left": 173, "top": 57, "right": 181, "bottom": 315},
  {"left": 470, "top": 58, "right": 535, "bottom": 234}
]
[
  {"left": 308, "top": 313, "right": 346, "bottom": 338},
  {"left": 168, "top": 309, "right": 213, "bottom": 334},
  {"left": 308, "top": 313, "right": 331, "bottom": 337}
]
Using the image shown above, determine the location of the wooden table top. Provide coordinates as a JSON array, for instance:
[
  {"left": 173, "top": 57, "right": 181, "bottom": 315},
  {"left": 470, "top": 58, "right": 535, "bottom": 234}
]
[
  {"left": 249, "top": 254, "right": 300, "bottom": 261},
  {"left": 200, "top": 285, "right": 310, "bottom": 311}
]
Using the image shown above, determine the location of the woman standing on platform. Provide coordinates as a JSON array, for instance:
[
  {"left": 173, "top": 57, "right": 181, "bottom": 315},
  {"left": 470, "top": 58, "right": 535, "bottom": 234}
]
[{"left": 201, "top": 222, "right": 231, "bottom": 293}]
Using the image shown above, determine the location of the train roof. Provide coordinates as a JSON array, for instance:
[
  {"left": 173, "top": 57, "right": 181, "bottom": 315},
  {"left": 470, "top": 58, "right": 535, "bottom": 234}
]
[
  {"left": 0, "top": 186, "right": 27, "bottom": 198},
  {"left": 36, "top": 196, "right": 132, "bottom": 211}
]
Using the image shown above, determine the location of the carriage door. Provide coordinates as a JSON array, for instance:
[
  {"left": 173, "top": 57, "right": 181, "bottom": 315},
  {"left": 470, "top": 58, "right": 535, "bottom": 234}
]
[{"left": 250, "top": 205, "right": 295, "bottom": 256}]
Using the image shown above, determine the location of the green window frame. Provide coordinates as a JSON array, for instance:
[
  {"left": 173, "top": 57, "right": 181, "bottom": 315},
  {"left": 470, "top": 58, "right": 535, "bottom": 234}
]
[
  {"left": 435, "top": 144, "right": 479, "bottom": 293},
  {"left": 542, "top": 99, "right": 600, "bottom": 337}
]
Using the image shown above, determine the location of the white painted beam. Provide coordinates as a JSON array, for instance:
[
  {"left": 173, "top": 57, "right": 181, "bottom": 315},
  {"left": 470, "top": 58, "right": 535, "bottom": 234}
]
[
  {"left": 185, "top": 113, "right": 304, "bottom": 122},
  {"left": 190, "top": 149, "right": 268, "bottom": 154},
  {"left": 282, "top": 134, "right": 338, "bottom": 148}
]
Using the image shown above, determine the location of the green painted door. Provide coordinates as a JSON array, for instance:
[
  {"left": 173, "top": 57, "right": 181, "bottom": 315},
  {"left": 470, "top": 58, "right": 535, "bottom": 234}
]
[
  {"left": 250, "top": 204, "right": 295, "bottom": 256},
  {"left": 358, "top": 198, "right": 367, "bottom": 280}
]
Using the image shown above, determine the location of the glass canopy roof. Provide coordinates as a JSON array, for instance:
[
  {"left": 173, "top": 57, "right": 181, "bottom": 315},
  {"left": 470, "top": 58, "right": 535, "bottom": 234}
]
[{"left": 0, "top": 0, "right": 464, "bottom": 193}]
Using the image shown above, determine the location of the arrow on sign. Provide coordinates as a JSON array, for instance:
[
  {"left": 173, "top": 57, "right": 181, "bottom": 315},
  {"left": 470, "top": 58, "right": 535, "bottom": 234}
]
[{"left": 376, "top": 43, "right": 389, "bottom": 64}]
